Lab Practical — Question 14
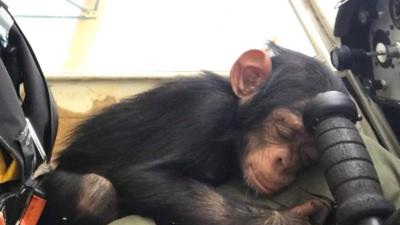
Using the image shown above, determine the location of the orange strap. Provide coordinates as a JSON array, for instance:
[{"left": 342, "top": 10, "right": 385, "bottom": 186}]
[
  {"left": 20, "top": 194, "right": 46, "bottom": 225},
  {"left": 0, "top": 212, "right": 5, "bottom": 225}
]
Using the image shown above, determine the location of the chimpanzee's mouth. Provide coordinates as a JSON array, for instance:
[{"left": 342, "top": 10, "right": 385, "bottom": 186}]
[{"left": 248, "top": 167, "right": 275, "bottom": 194}]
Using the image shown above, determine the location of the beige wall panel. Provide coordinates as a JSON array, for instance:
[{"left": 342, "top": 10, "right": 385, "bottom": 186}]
[{"left": 49, "top": 78, "right": 165, "bottom": 156}]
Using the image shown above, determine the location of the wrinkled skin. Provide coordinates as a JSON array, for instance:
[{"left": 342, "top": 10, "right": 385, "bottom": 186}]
[{"left": 242, "top": 108, "right": 318, "bottom": 195}]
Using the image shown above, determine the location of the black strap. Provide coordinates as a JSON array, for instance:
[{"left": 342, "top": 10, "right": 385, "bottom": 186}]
[
  {"left": 0, "top": 1, "right": 7, "bottom": 9},
  {"left": 0, "top": 4, "right": 58, "bottom": 183}
]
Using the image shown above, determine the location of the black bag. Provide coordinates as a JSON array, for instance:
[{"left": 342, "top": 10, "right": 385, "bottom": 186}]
[{"left": 0, "top": 2, "right": 58, "bottom": 224}]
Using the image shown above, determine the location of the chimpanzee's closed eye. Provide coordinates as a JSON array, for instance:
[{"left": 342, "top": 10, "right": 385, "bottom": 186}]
[{"left": 275, "top": 122, "right": 295, "bottom": 142}]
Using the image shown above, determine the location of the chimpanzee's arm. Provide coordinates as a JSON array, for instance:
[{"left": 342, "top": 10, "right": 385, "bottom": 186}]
[{"left": 113, "top": 168, "right": 308, "bottom": 225}]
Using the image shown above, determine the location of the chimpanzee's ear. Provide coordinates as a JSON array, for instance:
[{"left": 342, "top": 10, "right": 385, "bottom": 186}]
[{"left": 230, "top": 49, "right": 272, "bottom": 100}]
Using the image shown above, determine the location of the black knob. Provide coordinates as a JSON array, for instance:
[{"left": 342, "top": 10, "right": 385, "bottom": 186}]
[
  {"left": 330, "top": 45, "right": 370, "bottom": 71},
  {"left": 331, "top": 45, "right": 353, "bottom": 71}
]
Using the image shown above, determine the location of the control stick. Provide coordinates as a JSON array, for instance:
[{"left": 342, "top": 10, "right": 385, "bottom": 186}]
[{"left": 303, "top": 91, "right": 395, "bottom": 225}]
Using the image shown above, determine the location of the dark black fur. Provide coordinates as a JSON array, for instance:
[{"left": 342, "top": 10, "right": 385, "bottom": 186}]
[{"left": 41, "top": 45, "right": 346, "bottom": 225}]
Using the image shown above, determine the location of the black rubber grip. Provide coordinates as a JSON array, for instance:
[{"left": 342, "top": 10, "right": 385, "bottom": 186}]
[
  {"left": 314, "top": 117, "right": 394, "bottom": 225},
  {"left": 303, "top": 91, "right": 394, "bottom": 225}
]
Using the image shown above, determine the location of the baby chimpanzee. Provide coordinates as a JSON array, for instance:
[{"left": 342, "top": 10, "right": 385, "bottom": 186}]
[{"left": 42, "top": 44, "right": 346, "bottom": 225}]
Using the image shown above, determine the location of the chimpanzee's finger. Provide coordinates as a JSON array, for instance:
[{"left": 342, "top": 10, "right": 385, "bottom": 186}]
[{"left": 289, "top": 199, "right": 325, "bottom": 217}]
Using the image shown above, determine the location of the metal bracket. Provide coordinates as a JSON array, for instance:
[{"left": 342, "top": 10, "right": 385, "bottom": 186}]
[
  {"left": 0, "top": 6, "right": 13, "bottom": 48},
  {"left": 25, "top": 118, "right": 47, "bottom": 162}
]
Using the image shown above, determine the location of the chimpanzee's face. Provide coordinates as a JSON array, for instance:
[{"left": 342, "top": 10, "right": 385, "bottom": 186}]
[{"left": 241, "top": 107, "right": 317, "bottom": 195}]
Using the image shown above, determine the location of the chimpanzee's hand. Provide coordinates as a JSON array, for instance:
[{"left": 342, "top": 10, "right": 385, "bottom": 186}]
[
  {"left": 289, "top": 199, "right": 325, "bottom": 218},
  {"left": 287, "top": 199, "right": 330, "bottom": 225}
]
